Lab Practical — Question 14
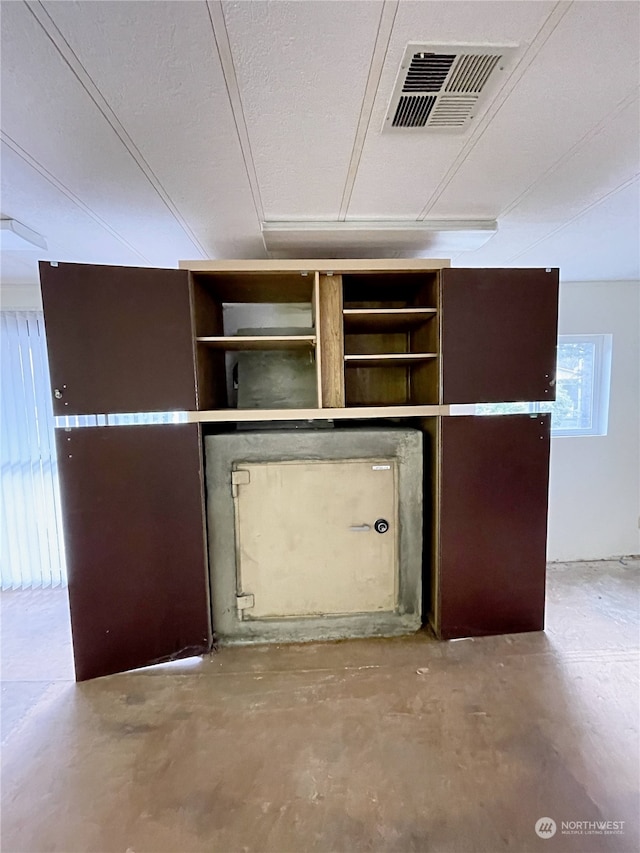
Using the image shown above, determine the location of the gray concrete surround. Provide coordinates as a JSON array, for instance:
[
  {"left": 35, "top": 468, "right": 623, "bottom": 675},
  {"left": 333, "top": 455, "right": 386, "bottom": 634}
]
[{"left": 204, "top": 428, "right": 424, "bottom": 644}]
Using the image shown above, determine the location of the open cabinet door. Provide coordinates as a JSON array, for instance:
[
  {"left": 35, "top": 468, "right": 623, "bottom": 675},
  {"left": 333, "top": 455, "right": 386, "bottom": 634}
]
[
  {"left": 433, "top": 413, "right": 551, "bottom": 640},
  {"left": 440, "top": 268, "right": 559, "bottom": 405},
  {"left": 40, "top": 262, "right": 196, "bottom": 415},
  {"left": 56, "top": 424, "right": 211, "bottom": 681}
]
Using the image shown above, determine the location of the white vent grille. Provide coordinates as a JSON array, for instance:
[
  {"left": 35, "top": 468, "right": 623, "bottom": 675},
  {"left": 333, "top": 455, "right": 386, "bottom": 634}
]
[{"left": 384, "top": 43, "right": 517, "bottom": 132}]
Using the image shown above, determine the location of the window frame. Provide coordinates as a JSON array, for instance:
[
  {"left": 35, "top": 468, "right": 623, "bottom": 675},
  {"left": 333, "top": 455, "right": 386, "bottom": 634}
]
[{"left": 552, "top": 333, "right": 612, "bottom": 437}]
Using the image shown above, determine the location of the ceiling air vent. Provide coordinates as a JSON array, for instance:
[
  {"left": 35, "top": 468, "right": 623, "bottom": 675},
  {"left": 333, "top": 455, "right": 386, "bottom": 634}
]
[{"left": 384, "top": 43, "right": 517, "bottom": 133}]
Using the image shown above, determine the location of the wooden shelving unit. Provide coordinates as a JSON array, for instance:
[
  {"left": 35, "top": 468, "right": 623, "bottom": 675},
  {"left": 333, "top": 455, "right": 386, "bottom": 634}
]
[
  {"left": 186, "top": 264, "right": 443, "bottom": 413},
  {"left": 189, "top": 270, "right": 319, "bottom": 411},
  {"left": 340, "top": 271, "right": 440, "bottom": 408}
]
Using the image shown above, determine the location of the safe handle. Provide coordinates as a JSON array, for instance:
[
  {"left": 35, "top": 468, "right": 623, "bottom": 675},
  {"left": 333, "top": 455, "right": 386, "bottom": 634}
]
[{"left": 349, "top": 524, "right": 371, "bottom": 532}]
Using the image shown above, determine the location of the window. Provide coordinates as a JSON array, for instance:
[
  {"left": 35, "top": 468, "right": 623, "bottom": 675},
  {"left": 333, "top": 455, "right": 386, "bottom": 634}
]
[
  {"left": 1, "top": 311, "right": 67, "bottom": 588},
  {"left": 476, "top": 334, "right": 613, "bottom": 437}
]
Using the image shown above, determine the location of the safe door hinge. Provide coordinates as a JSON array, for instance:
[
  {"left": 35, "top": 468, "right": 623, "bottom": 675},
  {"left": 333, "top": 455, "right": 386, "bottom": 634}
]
[
  {"left": 231, "top": 469, "right": 250, "bottom": 497},
  {"left": 236, "top": 593, "right": 255, "bottom": 614}
]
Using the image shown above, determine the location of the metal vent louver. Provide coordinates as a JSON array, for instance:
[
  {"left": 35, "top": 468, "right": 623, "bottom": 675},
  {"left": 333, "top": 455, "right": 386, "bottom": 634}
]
[
  {"left": 403, "top": 54, "right": 456, "bottom": 91},
  {"left": 384, "top": 44, "right": 517, "bottom": 132},
  {"left": 392, "top": 94, "right": 437, "bottom": 127},
  {"left": 429, "top": 95, "right": 478, "bottom": 128},
  {"left": 446, "top": 54, "right": 501, "bottom": 93}
]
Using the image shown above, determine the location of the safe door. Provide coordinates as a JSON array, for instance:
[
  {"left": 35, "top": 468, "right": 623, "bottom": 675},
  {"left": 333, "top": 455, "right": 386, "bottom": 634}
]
[{"left": 232, "top": 460, "right": 398, "bottom": 620}]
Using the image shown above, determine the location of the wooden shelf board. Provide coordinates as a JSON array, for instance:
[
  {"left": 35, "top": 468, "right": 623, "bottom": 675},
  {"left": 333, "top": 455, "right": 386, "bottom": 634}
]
[
  {"left": 344, "top": 353, "right": 438, "bottom": 367},
  {"left": 343, "top": 308, "right": 437, "bottom": 332},
  {"left": 188, "top": 405, "right": 450, "bottom": 423},
  {"left": 196, "top": 335, "right": 316, "bottom": 350},
  {"left": 180, "top": 259, "right": 450, "bottom": 273}
]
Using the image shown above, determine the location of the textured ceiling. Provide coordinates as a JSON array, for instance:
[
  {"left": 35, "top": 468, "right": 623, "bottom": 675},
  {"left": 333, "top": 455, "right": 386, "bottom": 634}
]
[{"left": 1, "top": 0, "right": 638, "bottom": 286}]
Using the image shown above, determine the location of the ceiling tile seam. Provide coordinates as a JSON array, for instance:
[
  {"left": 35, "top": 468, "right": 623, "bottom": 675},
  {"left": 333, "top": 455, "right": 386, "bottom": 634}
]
[
  {"left": 261, "top": 231, "right": 272, "bottom": 259},
  {"left": 498, "top": 90, "right": 640, "bottom": 220},
  {"left": 338, "top": 0, "right": 399, "bottom": 221},
  {"left": 1, "top": 132, "right": 152, "bottom": 265},
  {"left": 206, "top": 1, "right": 266, "bottom": 233},
  {"left": 25, "top": 0, "right": 209, "bottom": 259},
  {"left": 416, "top": 0, "right": 574, "bottom": 220},
  {"left": 506, "top": 173, "right": 640, "bottom": 264}
]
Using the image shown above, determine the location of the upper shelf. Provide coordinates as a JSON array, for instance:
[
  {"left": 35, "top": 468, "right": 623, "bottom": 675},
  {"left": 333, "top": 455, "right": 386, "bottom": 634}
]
[
  {"left": 343, "top": 308, "right": 437, "bottom": 332},
  {"left": 197, "top": 335, "right": 316, "bottom": 350},
  {"left": 344, "top": 353, "right": 438, "bottom": 368}
]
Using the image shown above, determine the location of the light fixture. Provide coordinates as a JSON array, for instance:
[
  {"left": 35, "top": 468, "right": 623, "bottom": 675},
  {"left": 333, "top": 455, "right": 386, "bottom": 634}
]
[
  {"left": 261, "top": 219, "right": 496, "bottom": 258},
  {"left": 0, "top": 219, "right": 47, "bottom": 251}
]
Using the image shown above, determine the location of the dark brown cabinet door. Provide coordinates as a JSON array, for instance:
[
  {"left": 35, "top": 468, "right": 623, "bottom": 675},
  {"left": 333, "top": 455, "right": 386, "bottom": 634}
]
[
  {"left": 435, "top": 414, "right": 551, "bottom": 640},
  {"left": 440, "top": 268, "right": 559, "bottom": 404},
  {"left": 56, "top": 424, "right": 211, "bottom": 680},
  {"left": 40, "top": 262, "right": 196, "bottom": 415}
]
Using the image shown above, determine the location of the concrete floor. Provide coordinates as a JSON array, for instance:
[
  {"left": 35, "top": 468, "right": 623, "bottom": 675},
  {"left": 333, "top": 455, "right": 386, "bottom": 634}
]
[{"left": 1, "top": 560, "right": 639, "bottom": 853}]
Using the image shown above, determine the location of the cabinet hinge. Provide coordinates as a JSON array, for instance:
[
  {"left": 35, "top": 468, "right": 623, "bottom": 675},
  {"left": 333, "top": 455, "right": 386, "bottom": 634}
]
[
  {"left": 236, "top": 593, "right": 255, "bottom": 614},
  {"left": 231, "top": 469, "right": 250, "bottom": 497}
]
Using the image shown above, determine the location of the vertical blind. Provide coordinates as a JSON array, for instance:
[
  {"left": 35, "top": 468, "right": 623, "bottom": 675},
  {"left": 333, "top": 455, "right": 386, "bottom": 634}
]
[{"left": 1, "top": 311, "right": 67, "bottom": 588}]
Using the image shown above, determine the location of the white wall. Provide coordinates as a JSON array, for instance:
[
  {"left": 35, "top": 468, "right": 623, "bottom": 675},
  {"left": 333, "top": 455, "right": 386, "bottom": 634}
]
[
  {"left": 547, "top": 280, "right": 640, "bottom": 561},
  {"left": 0, "top": 282, "right": 42, "bottom": 310}
]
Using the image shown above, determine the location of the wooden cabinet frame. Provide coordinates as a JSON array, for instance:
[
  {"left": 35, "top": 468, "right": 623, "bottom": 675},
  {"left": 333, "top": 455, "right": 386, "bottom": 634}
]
[{"left": 39, "top": 258, "right": 559, "bottom": 679}]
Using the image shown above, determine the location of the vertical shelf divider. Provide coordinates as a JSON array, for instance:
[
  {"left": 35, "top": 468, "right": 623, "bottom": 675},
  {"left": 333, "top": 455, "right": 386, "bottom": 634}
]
[
  {"left": 313, "top": 272, "right": 323, "bottom": 408},
  {"left": 317, "top": 273, "right": 345, "bottom": 407}
]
